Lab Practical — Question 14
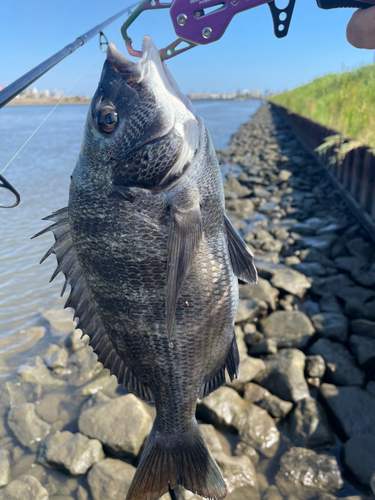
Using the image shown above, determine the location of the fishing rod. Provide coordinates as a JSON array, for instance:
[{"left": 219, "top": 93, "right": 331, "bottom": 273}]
[{"left": 0, "top": 2, "right": 140, "bottom": 208}]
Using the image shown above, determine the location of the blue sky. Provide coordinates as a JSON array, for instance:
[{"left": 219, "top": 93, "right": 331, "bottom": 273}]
[{"left": 0, "top": 0, "right": 374, "bottom": 96}]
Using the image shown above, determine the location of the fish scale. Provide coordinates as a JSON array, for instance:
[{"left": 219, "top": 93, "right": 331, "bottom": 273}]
[{"left": 35, "top": 37, "right": 256, "bottom": 500}]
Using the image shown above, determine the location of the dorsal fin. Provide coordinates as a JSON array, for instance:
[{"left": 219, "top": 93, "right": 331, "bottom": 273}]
[{"left": 33, "top": 208, "right": 154, "bottom": 403}]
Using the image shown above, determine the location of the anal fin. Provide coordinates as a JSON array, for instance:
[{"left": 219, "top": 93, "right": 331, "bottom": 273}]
[
  {"left": 225, "top": 214, "right": 257, "bottom": 283},
  {"left": 199, "top": 334, "right": 240, "bottom": 399},
  {"left": 166, "top": 205, "right": 202, "bottom": 341}
]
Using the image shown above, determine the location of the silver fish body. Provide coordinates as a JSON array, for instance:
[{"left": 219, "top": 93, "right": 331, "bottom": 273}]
[{"left": 36, "top": 37, "right": 256, "bottom": 500}]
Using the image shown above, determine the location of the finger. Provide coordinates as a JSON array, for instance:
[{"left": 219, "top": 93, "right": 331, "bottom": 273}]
[{"left": 346, "top": 6, "right": 375, "bottom": 49}]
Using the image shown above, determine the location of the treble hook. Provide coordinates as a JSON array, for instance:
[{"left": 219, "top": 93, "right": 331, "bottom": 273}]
[{"left": 0, "top": 174, "right": 20, "bottom": 208}]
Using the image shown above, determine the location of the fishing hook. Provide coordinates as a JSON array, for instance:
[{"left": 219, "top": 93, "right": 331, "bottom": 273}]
[{"left": 0, "top": 174, "right": 21, "bottom": 208}]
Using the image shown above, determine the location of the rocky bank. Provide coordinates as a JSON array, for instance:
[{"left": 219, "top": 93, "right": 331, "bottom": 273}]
[{"left": 0, "top": 103, "right": 374, "bottom": 500}]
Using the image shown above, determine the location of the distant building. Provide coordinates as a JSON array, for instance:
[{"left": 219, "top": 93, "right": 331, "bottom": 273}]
[{"left": 39, "top": 90, "right": 50, "bottom": 99}]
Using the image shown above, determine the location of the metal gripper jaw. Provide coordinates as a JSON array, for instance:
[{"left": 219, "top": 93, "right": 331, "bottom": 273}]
[{"left": 267, "top": 1, "right": 296, "bottom": 38}]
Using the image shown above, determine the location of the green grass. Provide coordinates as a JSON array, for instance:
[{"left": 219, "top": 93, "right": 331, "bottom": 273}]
[{"left": 270, "top": 64, "right": 375, "bottom": 149}]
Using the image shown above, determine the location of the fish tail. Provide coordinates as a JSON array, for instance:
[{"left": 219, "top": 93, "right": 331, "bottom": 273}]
[{"left": 126, "top": 419, "right": 227, "bottom": 500}]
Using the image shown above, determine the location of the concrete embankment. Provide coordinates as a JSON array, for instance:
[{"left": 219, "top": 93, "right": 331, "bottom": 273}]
[{"left": 0, "top": 103, "right": 374, "bottom": 500}]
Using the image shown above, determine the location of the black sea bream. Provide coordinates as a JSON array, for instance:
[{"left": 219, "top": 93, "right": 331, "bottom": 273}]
[{"left": 35, "top": 36, "right": 257, "bottom": 500}]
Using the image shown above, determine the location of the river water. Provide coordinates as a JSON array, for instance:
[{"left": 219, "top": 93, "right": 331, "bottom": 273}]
[{"left": 0, "top": 99, "right": 261, "bottom": 348}]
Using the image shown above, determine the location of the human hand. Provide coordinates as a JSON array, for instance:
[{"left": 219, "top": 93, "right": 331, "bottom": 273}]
[{"left": 346, "top": 6, "right": 375, "bottom": 49}]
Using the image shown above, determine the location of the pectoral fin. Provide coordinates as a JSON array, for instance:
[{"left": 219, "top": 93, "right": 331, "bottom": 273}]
[
  {"left": 166, "top": 206, "right": 202, "bottom": 341},
  {"left": 225, "top": 214, "right": 257, "bottom": 283}
]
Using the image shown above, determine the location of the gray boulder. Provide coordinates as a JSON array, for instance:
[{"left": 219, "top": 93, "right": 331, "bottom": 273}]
[
  {"left": 311, "top": 313, "right": 348, "bottom": 342},
  {"left": 41, "top": 308, "right": 75, "bottom": 335},
  {"left": 275, "top": 447, "right": 343, "bottom": 500},
  {"left": 64, "top": 328, "right": 89, "bottom": 352},
  {"left": 254, "top": 348, "right": 310, "bottom": 402},
  {"left": 305, "top": 355, "right": 325, "bottom": 378},
  {"left": 288, "top": 397, "right": 335, "bottom": 448},
  {"left": 248, "top": 339, "right": 278, "bottom": 356},
  {"left": 371, "top": 472, "right": 375, "bottom": 496},
  {"left": 263, "top": 485, "right": 283, "bottom": 500},
  {"left": 197, "top": 386, "right": 279, "bottom": 457},
  {"left": 68, "top": 347, "right": 102, "bottom": 386},
  {"left": 234, "top": 441, "right": 259, "bottom": 465},
  {"left": 239, "top": 277, "right": 279, "bottom": 310},
  {"left": 0, "top": 449, "right": 10, "bottom": 488},
  {"left": 349, "top": 335, "right": 375, "bottom": 371},
  {"left": 226, "top": 198, "right": 255, "bottom": 217},
  {"left": 0, "top": 475, "right": 48, "bottom": 500},
  {"left": 350, "top": 319, "right": 375, "bottom": 339},
  {"left": 38, "top": 430, "right": 104, "bottom": 475},
  {"left": 18, "top": 356, "right": 65, "bottom": 387},
  {"left": 309, "top": 339, "right": 365, "bottom": 386},
  {"left": 78, "top": 394, "right": 152, "bottom": 457},
  {"left": 243, "top": 382, "right": 293, "bottom": 419},
  {"left": 319, "top": 384, "right": 375, "bottom": 439},
  {"left": 8, "top": 403, "right": 51, "bottom": 451},
  {"left": 43, "top": 344, "right": 68, "bottom": 369},
  {"left": 270, "top": 267, "right": 311, "bottom": 297},
  {"left": 87, "top": 458, "right": 136, "bottom": 500},
  {"left": 260, "top": 310, "right": 315, "bottom": 349},
  {"left": 343, "top": 435, "right": 375, "bottom": 488},
  {"left": 235, "top": 299, "right": 267, "bottom": 323},
  {"left": 226, "top": 355, "right": 265, "bottom": 392},
  {"left": 213, "top": 452, "right": 260, "bottom": 500}
]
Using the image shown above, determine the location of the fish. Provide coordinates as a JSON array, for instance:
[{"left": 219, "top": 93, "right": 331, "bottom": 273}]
[{"left": 34, "top": 36, "right": 257, "bottom": 500}]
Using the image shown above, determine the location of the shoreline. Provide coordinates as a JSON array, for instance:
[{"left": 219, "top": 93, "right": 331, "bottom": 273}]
[{"left": 5, "top": 98, "right": 92, "bottom": 107}]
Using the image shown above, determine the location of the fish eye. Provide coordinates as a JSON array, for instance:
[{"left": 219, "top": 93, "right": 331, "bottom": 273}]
[{"left": 97, "top": 106, "right": 118, "bottom": 133}]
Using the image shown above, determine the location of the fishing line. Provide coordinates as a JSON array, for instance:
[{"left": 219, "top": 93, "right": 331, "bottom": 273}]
[{"left": 0, "top": 6, "right": 138, "bottom": 177}]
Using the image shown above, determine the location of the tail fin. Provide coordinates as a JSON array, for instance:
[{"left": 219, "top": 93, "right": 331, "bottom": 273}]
[{"left": 126, "top": 419, "right": 227, "bottom": 500}]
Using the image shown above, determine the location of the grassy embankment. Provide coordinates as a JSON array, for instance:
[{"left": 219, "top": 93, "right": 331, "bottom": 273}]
[{"left": 270, "top": 64, "right": 375, "bottom": 150}]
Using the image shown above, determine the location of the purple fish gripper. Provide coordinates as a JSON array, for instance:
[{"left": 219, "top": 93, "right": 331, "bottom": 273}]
[{"left": 169, "top": 0, "right": 269, "bottom": 45}]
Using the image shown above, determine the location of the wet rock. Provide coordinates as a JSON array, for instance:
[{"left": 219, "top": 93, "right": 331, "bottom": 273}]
[
  {"left": 234, "top": 326, "right": 248, "bottom": 358},
  {"left": 343, "top": 434, "right": 375, "bottom": 488},
  {"left": 38, "top": 431, "right": 104, "bottom": 475},
  {"left": 349, "top": 335, "right": 375, "bottom": 372},
  {"left": 78, "top": 394, "right": 152, "bottom": 457},
  {"left": 320, "top": 296, "right": 343, "bottom": 314},
  {"left": 64, "top": 328, "right": 89, "bottom": 353},
  {"left": 34, "top": 394, "right": 62, "bottom": 424},
  {"left": 288, "top": 397, "right": 335, "bottom": 448},
  {"left": 269, "top": 267, "right": 311, "bottom": 297},
  {"left": 235, "top": 299, "right": 267, "bottom": 323},
  {"left": 43, "top": 344, "right": 68, "bottom": 369},
  {"left": 227, "top": 355, "right": 266, "bottom": 392},
  {"left": 0, "top": 449, "right": 10, "bottom": 487},
  {"left": 312, "top": 275, "right": 375, "bottom": 303},
  {"left": 197, "top": 386, "right": 279, "bottom": 457},
  {"left": 243, "top": 382, "right": 293, "bottom": 419},
  {"left": 319, "top": 495, "right": 372, "bottom": 500},
  {"left": 350, "top": 319, "right": 375, "bottom": 339},
  {"left": 41, "top": 308, "right": 75, "bottom": 335},
  {"left": 245, "top": 330, "right": 264, "bottom": 346},
  {"left": 275, "top": 447, "right": 343, "bottom": 500},
  {"left": 311, "top": 313, "right": 348, "bottom": 342},
  {"left": 305, "top": 355, "right": 325, "bottom": 379},
  {"left": 213, "top": 452, "right": 260, "bottom": 500},
  {"left": 254, "top": 348, "right": 309, "bottom": 403},
  {"left": 239, "top": 277, "right": 279, "bottom": 310},
  {"left": 173, "top": 486, "right": 203, "bottom": 500},
  {"left": 234, "top": 441, "right": 259, "bottom": 465},
  {"left": 248, "top": 339, "right": 278, "bottom": 356},
  {"left": 69, "top": 347, "right": 102, "bottom": 386},
  {"left": 371, "top": 472, "right": 375, "bottom": 496},
  {"left": 79, "top": 370, "right": 115, "bottom": 397},
  {"left": 87, "top": 458, "right": 136, "bottom": 500},
  {"left": 199, "top": 424, "right": 222, "bottom": 453},
  {"left": 18, "top": 356, "right": 65, "bottom": 387},
  {"left": 263, "top": 485, "right": 283, "bottom": 500},
  {"left": 309, "top": 339, "right": 365, "bottom": 386},
  {"left": 319, "top": 384, "right": 375, "bottom": 439},
  {"left": 260, "top": 310, "right": 315, "bottom": 349},
  {"left": 224, "top": 177, "right": 251, "bottom": 199},
  {"left": 77, "top": 486, "right": 89, "bottom": 500},
  {"left": 301, "top": 234, "right": 337, "bottom": 254},
  {"left": 366, "top": 381, "right": 375, "bottom": 395},
  {"left": 8, "top": 403, "right": 51, "bottom": 452},
  {"left": 226, "top": 198, "right": 255, "bottom": 217},
  {"left": 0, "top": 475, "right": 49, "bottom": 500},
  {"left": 0, "top": 327, "right": 46, "bottom": 358}
]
